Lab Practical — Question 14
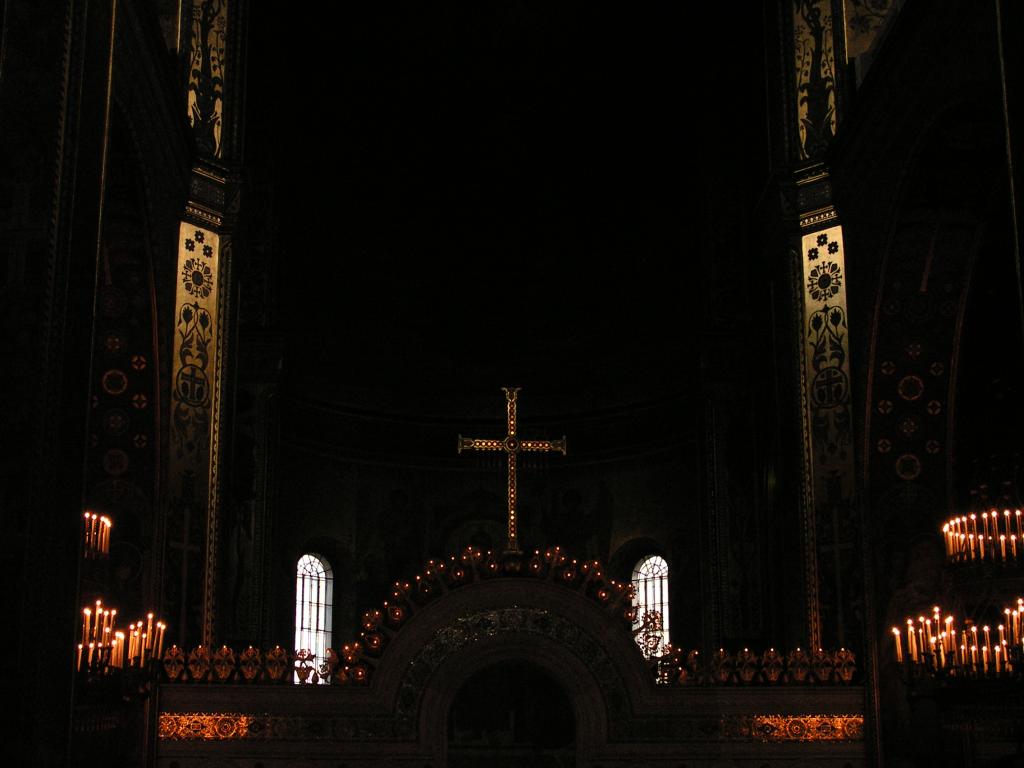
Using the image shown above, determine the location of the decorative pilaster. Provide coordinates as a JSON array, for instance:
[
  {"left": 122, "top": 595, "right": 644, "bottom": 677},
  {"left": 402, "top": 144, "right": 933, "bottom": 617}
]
[
  {"left": 778, "top": 0, "right": 857, "bottom": 652},
  {"left": 162, "top": 0, "right": 245, "bottom": 648}
]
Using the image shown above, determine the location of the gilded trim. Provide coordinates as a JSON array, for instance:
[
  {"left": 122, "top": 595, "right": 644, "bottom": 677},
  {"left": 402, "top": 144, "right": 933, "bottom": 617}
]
[{"left": 158, "top": 712, "right": 864, "bottom": 743}]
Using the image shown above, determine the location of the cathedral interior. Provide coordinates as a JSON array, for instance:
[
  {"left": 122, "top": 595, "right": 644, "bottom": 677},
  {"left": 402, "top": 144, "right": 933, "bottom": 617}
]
[{"left": 3, "top": 1, "right": 1024, "bottom": 766}]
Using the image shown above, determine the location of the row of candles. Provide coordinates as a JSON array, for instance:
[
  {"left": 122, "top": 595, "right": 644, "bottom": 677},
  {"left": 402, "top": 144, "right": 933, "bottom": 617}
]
[
  {"left": 82, "top": 512, "right": 112, "bottom": 558},
  {"left": 942, "top": 510, "right": 1024, "bottom": 563},
  {"left": 891, "top": 597, "right": 1024, "bottom": 675},
  {"left": 76, "top": 599, "right": 166, "bottom": 670}
]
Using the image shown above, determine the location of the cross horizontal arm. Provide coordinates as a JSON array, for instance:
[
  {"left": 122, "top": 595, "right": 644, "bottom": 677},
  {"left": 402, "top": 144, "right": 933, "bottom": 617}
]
[
  {"left": 458, "top": 436, "right": 504, "bottom": 453},
  {"left": 519, "top": 438, "right": 567, "bottom": 455}
]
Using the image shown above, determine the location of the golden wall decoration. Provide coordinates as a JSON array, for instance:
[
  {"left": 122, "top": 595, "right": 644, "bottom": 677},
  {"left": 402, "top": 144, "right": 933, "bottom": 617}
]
[
  {"left": 158, "top": 712, "right": 864, "bottom": 743},
  {"left": 798, "top": 223, "right": 856, "bottom": 648},
  {"left": 159, "top": 713, "right": 251, "bottom": 741},
  {"left": 167, "top": 223, "right": 225, "bottom": 646},
  {"left": 751, "top": 714, "right": 863, "bottom": 742},
  {"left": 186, "top": 0, "right": 227, "bottom": 158},
  {"left": 793, "top": 0, "right": 838, "bottom": 159}
]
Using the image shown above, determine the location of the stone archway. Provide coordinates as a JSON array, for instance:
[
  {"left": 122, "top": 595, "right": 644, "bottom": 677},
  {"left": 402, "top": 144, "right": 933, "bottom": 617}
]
[{"left": 359, "top": 576, "right": 648, "bottom": 764}]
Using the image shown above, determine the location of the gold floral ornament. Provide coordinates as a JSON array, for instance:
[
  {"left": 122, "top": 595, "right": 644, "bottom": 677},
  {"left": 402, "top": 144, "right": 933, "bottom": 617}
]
[
  {"left": 294, "top": 649, "right": 317, "bottom": 684},
  {"left": 736, "top": 648, "right": 759, "bottom": 684},
  {"left": 238, "top": 646, "right": 261, "bottom": 682},
  {"left": 834, "top": 648, "right": 856, "bottom": 683},
  {"left": 212, "top": 645, "right": 235, "bottom": 681},
  {"left": 711, "top": 648, "right": 735, "bottom": 684},
  {"left": 181, "top": 257, "right": 214, "bottom": 299},
  {"left": 761, "top": 648, "right": 784, "bottom": 683},
  {"left": 806, "top": 261, "right": 843, "bottom": 302},
  {"left": 163, "top": 645, "right": 185, "bottom": 681},
  {"left": 187, "top": 645, "right": 210, "bottom": 682},
  {"left": 787, "top": 648, "right": 811, "bottom": 683},
  {"left": 812, "top": 648, "right": 834, "bottom": 683},
  {"left": 264, "top": 646, "right": 289, "bottom": 682}
]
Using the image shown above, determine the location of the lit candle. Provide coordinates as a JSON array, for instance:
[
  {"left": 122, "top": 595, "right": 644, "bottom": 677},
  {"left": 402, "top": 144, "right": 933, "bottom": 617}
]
[
  {"left": 1003, "top": 535, "right": 1009, "bottom": 561},
  {"left": 1016, "top": 509, "right": 1023, "bottom": 538},
  {"left": 999, "top": 624, "right": 1006, "bottom": 646},
  {"left": 87, "top": 642, "right": 95, "bottom": 667},
  {"left": 995, "top": 645, "right": 1002, "bottom": 675},
  {"left": 82, "top": 608, "right": 91, "bottom": 646},
  {"left": 970, "top": 513, "right": 978, "bottom": 537},
  {"left": 76, "top": 644, "right": 83, "bottom": 671},
  {"left": 971, "top": 644, "right": 978, "bottom": 670},
  {"left": 925, "top": 618, "right": 933, "bottom": 646},
  {"left": 1013, "top": 535, "right": 1019, "bottom": 560},
  {"left": 892, "top": 627, "right": 903, "bottom": 662},
  {"left": 969, "top": 533, "right": 977, "bottom": 559},
  {"left": 146, "top": 613, "right": 154, "bottom": 650},
  {"left": 984, "top": 625, "right": 991, "bottom": 651},
  {"left": 982, "top": 644, "right": 989, "bottom": 674},
  {"left": 983, "top": 511, "right": 991, "bottom": 540},
  {"left": 907, "top": 620, "right": 917, "bottom": 661},
  {"left": 937, "top": 637, "right": 946, "bottom": 668}
]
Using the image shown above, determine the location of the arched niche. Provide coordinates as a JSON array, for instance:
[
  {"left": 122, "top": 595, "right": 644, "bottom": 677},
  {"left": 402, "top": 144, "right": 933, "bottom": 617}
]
[{"left": 363, "top": 577, "right": 653, "bottom": 763}]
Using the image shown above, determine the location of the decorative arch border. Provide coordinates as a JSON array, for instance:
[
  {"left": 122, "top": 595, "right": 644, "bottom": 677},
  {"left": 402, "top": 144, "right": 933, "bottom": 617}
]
[{"left": 397, "top": 605, "right": 630, "bottom": 747}]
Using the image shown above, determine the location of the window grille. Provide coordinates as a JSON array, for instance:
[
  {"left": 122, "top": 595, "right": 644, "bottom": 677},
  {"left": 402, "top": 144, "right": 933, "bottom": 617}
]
[
  {"left": 631, "top": 554, "right": 669, "bottom": 659},
  {"left": 295, "top": 553, "right": 333, "bottom": 683}
]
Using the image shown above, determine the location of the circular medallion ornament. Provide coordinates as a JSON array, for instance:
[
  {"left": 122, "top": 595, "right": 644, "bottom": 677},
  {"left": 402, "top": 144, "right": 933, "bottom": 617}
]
[
  {"left": 895, "top": 453, "right": 922, "bottom": 481},
  {"left": 806, "top": 261, "right": 843, "bottom": 302},
  {"left": 98, "top": 286, "right": 127, "bottom": 318},
  {"left": 786, "top": 719, "right": 807, "bottom": 739},
  {"left": 811, "top": 368, "right": 849, "bottom": 407},
  {"left": 897, "top": 375, "right": 924, "bottom": 401},
  {"left": 102, "top": 408, "right": 129, "bottom": 436},
  {"left": 102, "top": 448, "right": 129, "bottom": 476},
  {"left": 101, "top": 369, "right": 128, "bottom": 396},
  {"left": 175, "top": 364, "right": 209, "bottom": 406},
  {"left": 181, "top": 257, "right": 214, "bottom": 299},
  {"left": 215, "top": 717, "right": 237, "bottom": 739}
]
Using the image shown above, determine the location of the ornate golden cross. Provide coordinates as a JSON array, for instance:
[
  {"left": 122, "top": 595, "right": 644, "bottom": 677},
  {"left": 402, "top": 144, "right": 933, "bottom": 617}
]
[{"left": 458, "top": 387, "right": 566, "bottom": 553}]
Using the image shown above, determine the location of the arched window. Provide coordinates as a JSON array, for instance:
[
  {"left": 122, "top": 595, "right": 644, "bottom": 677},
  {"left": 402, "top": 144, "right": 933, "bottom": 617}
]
[
  {"left": 631, "top": 554, "right": 669, "bottom": 659},
  {"left": 295, "top": 553, "right": 333, "bottom": 682}
]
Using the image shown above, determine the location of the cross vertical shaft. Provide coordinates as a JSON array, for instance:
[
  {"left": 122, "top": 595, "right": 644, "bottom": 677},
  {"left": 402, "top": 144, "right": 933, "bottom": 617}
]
[{"left": 458, "top": 387, "right": 566, "bottom": 553}]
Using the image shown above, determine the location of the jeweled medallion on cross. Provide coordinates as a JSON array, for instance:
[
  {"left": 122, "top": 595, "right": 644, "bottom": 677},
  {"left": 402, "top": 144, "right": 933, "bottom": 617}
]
[{"left": 458, "top": 387, "right": 566, "bottom": 553}]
